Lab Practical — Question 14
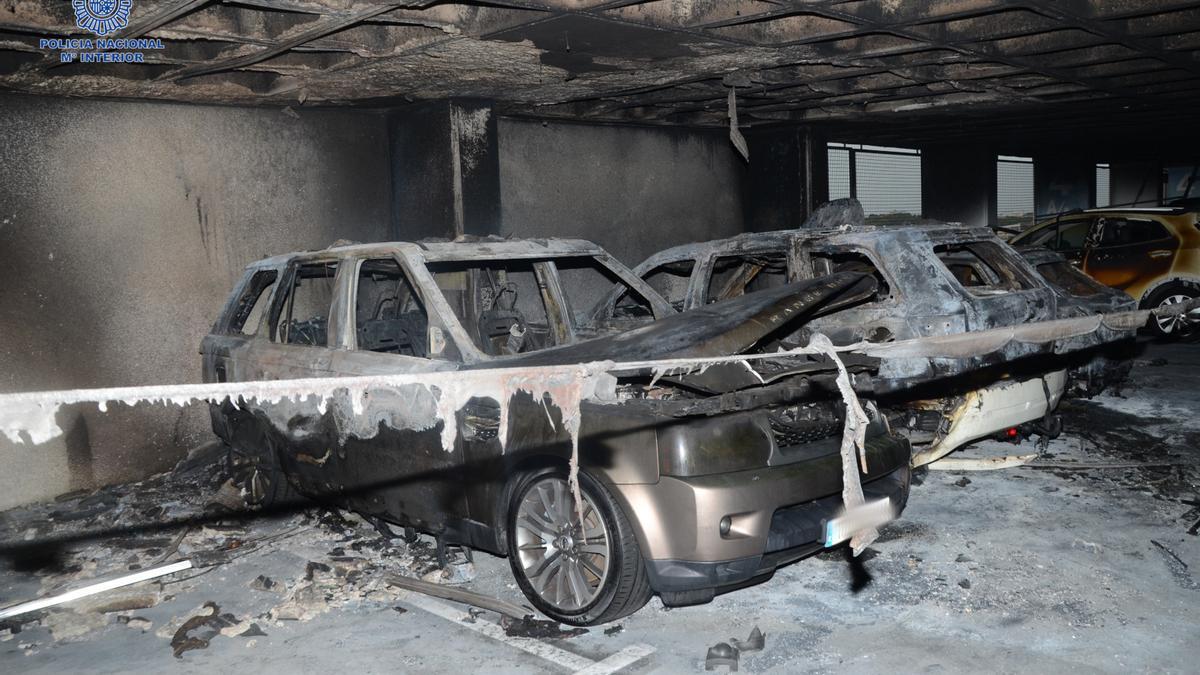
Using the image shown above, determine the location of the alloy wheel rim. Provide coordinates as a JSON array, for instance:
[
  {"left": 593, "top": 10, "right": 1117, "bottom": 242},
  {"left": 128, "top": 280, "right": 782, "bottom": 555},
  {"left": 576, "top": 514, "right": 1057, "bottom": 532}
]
[
  {"left": 514, "top": 476, "right": 610, "bottom": 612},
  {"left": 1156, "top": 294, "right": 1191, "bottom": 333}
]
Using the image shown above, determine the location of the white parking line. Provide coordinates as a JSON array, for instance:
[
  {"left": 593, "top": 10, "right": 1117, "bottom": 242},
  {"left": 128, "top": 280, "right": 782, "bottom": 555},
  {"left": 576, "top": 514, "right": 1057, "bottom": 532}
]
[
  {"left": 395, "top": 589, "right": 654, "bottom": 674},
  {"left": 573, "top": 644, "right": 657, "bottom": 675}
]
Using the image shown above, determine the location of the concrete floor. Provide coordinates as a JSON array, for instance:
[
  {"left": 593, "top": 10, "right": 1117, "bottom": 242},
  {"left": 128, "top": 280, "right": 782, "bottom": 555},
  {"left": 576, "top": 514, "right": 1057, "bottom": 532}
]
[{"left": 1, "top": 341, "right": 1198, "bottom": 673}]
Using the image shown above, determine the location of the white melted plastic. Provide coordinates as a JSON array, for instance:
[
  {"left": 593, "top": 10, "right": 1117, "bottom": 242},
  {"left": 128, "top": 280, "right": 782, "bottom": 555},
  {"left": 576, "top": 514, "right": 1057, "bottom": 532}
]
[{"left": 6, "top": 310, "right": 1154, "bottom": 555}]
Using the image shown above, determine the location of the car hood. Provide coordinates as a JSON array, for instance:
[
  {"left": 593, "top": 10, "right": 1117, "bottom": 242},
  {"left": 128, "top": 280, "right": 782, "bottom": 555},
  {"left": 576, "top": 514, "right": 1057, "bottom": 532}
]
[{"left": 473, "top": 272, "right": 877, "bottom": 369}]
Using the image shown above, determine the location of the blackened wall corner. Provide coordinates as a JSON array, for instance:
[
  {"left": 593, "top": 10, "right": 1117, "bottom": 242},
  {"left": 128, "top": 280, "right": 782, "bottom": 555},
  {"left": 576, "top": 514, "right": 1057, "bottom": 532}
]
[
  {"left": 389, "top": 100, "right": 457, "bottom": 240},
  {"left": 921, "top": 144, "right": 995, "bottom": 228},
  {"left": 1035, "top": 154, "right": 1093, "bottom": 216}
]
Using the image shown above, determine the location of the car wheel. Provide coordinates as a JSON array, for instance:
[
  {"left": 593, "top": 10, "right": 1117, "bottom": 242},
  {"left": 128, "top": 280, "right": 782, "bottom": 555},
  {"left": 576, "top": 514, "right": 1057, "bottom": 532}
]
[
  {"left": 1144, "top": 281, "right": 1199, "bottom": 339},
  {"left": 506, "top": 468, "right": 652, "bottom": 625},
  {"left": 226, "top": 443, "right": 302, "bottom": 509}
]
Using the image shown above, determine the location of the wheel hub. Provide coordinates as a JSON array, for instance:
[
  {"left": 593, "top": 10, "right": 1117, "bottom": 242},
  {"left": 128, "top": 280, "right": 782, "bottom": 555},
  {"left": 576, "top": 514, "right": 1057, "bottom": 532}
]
[
  {"left": 1157, "top": 293, "right": 1194, "bottom": 333},
  {"left": 513, "top": 476, "right": 611, "bottom": 612}
]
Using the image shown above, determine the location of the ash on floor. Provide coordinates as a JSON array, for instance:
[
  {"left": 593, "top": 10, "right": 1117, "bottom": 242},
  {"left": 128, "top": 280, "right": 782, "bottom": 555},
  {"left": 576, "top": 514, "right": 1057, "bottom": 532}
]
[{"left": 1, "top": 341, "right": 1198, "bottom": 674}]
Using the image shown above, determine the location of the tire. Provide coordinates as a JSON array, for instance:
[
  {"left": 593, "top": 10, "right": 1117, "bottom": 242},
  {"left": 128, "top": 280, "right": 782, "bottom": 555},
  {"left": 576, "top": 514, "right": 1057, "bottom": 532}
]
[
  {"left": 225, "top": 442, "right": 303, "bottom": 509},
  {"left": 505, "top": 468, "right": 652, "bottom": 625},
  {"left": 1143, "top": 281, "right": 1200, "bottom": 339}
]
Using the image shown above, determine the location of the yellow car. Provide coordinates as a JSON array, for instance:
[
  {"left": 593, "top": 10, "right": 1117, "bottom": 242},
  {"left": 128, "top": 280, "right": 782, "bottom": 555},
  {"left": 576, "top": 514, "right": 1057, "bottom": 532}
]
[{"left": 1011, "top": 207, "right": 1200, "bottom": 337}]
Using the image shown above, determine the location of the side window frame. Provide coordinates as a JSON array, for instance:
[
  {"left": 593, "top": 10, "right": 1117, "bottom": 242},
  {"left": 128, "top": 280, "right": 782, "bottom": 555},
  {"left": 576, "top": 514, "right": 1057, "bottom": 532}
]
[
  {"left": 535, "top": 260, "right": 575, "bottom": 347},
  {"left": 701, "top": 249, "right": 792, "bottom": 305},
  {"left": 1055, "top": 218, "right": 1092, "bottom": 252},
  {"left": 415, "top": 258, "right": 566, "bottom": 361},
  {"left": 587, "top": 254, "right": 679, "bottom": 322},
  {"left": 214, "top": 268, "right": 280, "bottom": 337},
  {"left": 348, "top": 255, "right": 433, "bottom": 357},
  {"left": 267, "top": 259, "right": 341, "bottom": 348},
  {"left": 633, "top": 258, "right": 697, "bottom": 312},
  {"left": 803, "top": 244, "right": 900, "bottom": 307},
  {"left": 1121, "top": 218, "right": 1173, "bottom": 245}
]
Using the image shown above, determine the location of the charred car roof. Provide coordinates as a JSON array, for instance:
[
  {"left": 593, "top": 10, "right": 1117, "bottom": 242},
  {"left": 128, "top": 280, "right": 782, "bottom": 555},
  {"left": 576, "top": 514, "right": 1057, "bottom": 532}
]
[{"left": 248, "top": 238, "right": 610, "bottom": 269}]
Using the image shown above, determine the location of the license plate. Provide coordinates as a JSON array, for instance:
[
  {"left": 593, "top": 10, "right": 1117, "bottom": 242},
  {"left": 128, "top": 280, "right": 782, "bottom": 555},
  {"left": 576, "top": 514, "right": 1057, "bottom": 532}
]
[{"left": 822, "top": 498, "right": 895, "bottom": 547}]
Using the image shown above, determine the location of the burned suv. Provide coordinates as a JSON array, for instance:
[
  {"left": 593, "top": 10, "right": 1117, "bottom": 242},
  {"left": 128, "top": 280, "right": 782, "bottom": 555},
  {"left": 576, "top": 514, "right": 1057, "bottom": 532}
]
[
  {"left": 617, "top": 223, "right": 1076, "bottom": 465},
  {"left": 1016, "top": 245, "right": 1137, "bottom": 396},
  {"left": 201, "top": 239, "right": 911, "bottom": 625}
]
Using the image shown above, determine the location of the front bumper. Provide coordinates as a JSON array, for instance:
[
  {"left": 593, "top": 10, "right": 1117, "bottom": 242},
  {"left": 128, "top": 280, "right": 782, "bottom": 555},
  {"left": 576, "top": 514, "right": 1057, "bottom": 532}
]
[
  {"left": 610, "top": 432, "right": 911, "bottom": 602},
  {"left": 644, "top": 464, "right": 910, "bottom": 603},
  {"left": 910, "top": 369, "right": 1067, "bottom": 466}
]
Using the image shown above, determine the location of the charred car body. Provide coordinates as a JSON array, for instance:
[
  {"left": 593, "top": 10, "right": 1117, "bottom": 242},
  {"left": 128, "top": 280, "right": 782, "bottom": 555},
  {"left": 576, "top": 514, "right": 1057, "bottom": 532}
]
[
  {"left": 201, "top": 239, "right": 911, "bottom": 625},
  {"left": 617, "top": 222, "right": 1126, "bottom": 464},
  {"left": 1016, "top": 245, "right": 1137, "bottom": 396}
]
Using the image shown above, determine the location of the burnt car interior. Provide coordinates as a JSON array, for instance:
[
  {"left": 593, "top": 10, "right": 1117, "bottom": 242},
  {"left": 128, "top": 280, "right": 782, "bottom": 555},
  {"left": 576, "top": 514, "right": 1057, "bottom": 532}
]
[
  {"left": 641, "top": 260, "right": 696, "bottom": 311},
  {"left": 934, "top": 242, "right": 1033, "bottom": 295},
  {"left": 705, "top": 252, "right": 790, "bottom": 303},
  {"left": 355, "top": 258, "right": 428, "bottom": 357},
  {"left": 276, "top": 262, "right": 339, "bottom": 347},
  {"left": 809, "top": 250, "right": 893, "bottom": 304},
  {"left": 4, "top": 0, "right": 1200, "bottom": 670},
  {"left": 431, "top": 260, "right": 556, "bottom": 355},
  {"left": 429, "top": 256, "right": 661, "bottom": 356}
]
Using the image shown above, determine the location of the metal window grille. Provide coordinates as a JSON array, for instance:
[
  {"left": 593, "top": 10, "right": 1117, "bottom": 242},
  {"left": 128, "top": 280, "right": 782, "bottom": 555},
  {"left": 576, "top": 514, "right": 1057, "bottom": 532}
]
[
  {"left": 1095, "top": 163, "right": 1110, "bottom": 207},
  {"left": 997, "top": 155, "right": 1034, "bottom": 227},
  {"left": 827, "top": 143, "right": 922, "bottom": 225}
]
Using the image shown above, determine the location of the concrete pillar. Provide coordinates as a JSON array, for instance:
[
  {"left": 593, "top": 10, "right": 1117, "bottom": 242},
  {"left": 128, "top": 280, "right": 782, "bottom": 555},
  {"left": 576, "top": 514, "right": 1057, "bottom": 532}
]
[
  {"left": 389, "top": 99, "right": 501, "bottom": 239},
  {"left": 742, "top": 126, "right": 822, "bottom": 232},
  {"left": 1035, "top": 155, "right": 1093, "bottom": 216},
  {"left": 920, "top": 145, "right": 995, "bottom": 228}
]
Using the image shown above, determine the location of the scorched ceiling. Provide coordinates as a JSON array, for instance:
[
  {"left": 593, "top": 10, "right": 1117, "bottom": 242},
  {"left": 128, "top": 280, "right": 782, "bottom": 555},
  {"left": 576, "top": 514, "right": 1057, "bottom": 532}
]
[{"left": 2, "top": 0, "right": 1200, "bottom": 134}]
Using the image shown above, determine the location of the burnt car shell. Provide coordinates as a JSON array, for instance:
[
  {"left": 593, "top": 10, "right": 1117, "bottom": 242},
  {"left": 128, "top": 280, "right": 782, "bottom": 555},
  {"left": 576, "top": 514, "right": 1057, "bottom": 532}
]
[
  {"left": 620, "top": 223, "right": 1071, "bottom": 389},
  {"left": 201, "top": 240, "right": 910, "bottom": 623},
  {"left": 1018, "top": 245, "right": 1137, "bottom": 396},
  {"left": 1018, "top": 245, "right": 1137, "bottom": 315}
]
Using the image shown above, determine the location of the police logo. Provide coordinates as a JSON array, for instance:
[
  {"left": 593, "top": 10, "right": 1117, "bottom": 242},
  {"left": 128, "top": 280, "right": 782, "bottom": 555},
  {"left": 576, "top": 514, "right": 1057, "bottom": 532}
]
[{"left": 72, "top": 0, "right": 134, "bottom": 36}]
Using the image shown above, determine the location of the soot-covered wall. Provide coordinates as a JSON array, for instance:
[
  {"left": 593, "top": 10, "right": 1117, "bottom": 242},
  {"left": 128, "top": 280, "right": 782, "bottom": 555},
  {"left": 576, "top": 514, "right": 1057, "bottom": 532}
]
[
  {"left": 0, "top": 95, "right": 391, "bottom": 509},
  {"left": 497, "top": 118, "right": 745, "bottom": 265}
]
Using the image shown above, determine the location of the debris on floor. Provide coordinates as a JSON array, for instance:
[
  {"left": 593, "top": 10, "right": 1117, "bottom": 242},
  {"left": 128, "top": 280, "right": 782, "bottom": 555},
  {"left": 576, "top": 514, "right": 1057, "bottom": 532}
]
[
  {"left": 170, "top": 602, "right": 240, "bottom": 658},
  {"left": 929, "top": 454, "right": 1039, "bottom": 471},
  {"left": 386, "top": 573, "right": 531, "bottom": 620},
  {"left": 0, "top": 560, "right": 190, "bottom": 621},
  {"left": 1150, "top": 540, "right": 1199, "bottom": 591},
  {"left": 0, "top": 446, "right": 497, "bottom": 654},
  {"left": 730, "top": 625, "right": 765, "bottom": 652},
  {"left": 1, "top": 343, "right": 1198, "bottom": 671},
  {"left": 705, "top": 641, "right": 739, "bottom": 671},
  {"left": 42, "top": 609, "right": 108, "bottom": 643},
  {"left": 500, "top": 615, "right": 587, "bottom": 639}
]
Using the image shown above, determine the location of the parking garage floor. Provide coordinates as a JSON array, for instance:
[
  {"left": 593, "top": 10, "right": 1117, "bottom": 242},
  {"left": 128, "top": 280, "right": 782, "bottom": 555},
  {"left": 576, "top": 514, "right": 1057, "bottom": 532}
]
[{"left": 1, "top": 341, "right": 1197, "bottom": 674}]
